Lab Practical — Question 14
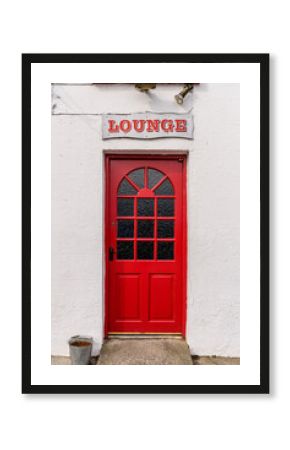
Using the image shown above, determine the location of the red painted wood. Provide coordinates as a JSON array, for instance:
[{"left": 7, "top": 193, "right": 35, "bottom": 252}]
[{"left": 105, "top": 156, "right": 186, "bottom": 335}]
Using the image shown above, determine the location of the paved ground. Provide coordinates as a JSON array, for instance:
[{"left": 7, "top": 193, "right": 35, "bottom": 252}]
[
  {"left": 97, "top": 338, "right": 193, "bottom": 365},
  {"left": 51, "top": 355, "right": 97, "bottom": 365},
  {"left": 51, "top": 339, "right": 240, "bottom": 365},
  {"left": 192, "top": 355, "right": 240, "bottom": 365}
]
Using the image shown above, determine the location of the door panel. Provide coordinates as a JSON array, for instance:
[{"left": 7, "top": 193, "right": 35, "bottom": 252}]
[
  {"left": 149, "top": 274, "right": 175, "bottom": 321},
  {"left": 115, "top": 274, "right": 141, "bottom": 321},
  {"left": 106, "top": 157, "right": 186, "bottom": 334}
]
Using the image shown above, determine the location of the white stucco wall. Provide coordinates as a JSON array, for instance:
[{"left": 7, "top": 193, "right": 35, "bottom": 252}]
[{"left": 51, "top": 83, "right": 240, "bottom": 357}]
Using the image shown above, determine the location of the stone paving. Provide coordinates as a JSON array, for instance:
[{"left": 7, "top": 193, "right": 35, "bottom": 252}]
[
  {"left": 51, "top": 339, "right": 240, "bottom": 365},
  {"left": 192, "top": 355, "right": 240, "bottom": 365},
  {"left": 51, "top": 355, "right": 97, "bottom": 365}
]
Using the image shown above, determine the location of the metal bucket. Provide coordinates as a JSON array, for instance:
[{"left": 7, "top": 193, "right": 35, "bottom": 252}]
[{"left": 68, "top": 335, "right": 93, "bottom": 365}]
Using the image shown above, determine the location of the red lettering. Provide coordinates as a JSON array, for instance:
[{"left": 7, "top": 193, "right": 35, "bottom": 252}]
[
  {"left": 146, "top": 120, "right": 160, "bottom": 132},
  {"left": 120, "top": 120, "right": 132, "bottom": 133},
  {"left": 107, "top": 117, "right": 188, "bottom": 135},
  {"left": 175, "top": 119, "right": 187, "bottom": 132},
  {"left": 133, "top": 120, "right": 145, "bottom": 132},
  {"left": 161, "top": 119, "right": 174, "bottom": 132},
  {"left": 108, "top": 119, "right": 119, "bottom": 132}
]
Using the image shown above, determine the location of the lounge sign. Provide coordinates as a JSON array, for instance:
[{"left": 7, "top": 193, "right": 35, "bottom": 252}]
[{"left": 102, "top": 113, "right": 193, "bottom": 139}]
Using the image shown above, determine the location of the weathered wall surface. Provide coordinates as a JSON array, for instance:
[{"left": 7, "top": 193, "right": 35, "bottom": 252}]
[{"left": 51, "top": 83, "right": 240, "bottom": 357}]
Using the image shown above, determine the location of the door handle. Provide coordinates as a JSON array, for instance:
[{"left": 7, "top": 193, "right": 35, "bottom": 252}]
[{"left": 109, "top": 247, "right": 115, "bottom": 261}]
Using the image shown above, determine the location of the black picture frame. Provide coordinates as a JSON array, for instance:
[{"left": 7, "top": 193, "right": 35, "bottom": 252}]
[{"left": 22, "top": 53, "right": 269, "bottom": 394}]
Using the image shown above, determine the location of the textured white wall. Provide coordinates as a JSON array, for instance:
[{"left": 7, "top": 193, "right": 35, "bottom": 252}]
[
  {"left": 51, "top": 83, "right": 239, "bottom": 357},
  {"left": 187, "top": 84, "right": 240, "bottom": 356}
]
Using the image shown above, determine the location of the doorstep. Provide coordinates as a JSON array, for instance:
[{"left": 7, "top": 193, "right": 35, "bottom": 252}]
[{"left": 97, "top": 338, "right": 193, "bottom": 365}]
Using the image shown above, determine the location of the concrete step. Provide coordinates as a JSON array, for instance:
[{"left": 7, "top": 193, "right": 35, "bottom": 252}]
[{"left": 97, "top": 338, "right": 193, "bottom": 365}]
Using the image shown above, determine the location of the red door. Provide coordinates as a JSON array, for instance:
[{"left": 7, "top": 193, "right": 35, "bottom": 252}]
[{"left": 105, "top": 156, "right": 186, "bottom": 335}]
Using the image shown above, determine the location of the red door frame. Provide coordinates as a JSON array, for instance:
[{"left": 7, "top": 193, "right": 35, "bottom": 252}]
[{"left": 104, "top": 153, "right": 187, "bottom": 337}]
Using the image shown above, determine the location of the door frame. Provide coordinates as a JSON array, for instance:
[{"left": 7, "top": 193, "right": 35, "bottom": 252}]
[{"left": 104, "top": 153, "right": 187, "bottom": 337}]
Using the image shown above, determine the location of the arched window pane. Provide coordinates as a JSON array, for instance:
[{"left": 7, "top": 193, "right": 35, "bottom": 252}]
[
  {"left": 118, "top": 178, "right": 137, "bottom": 195},
  {"left": 154, "top": 178, "right": 174, "bottom": 195},
  {"left": 128, "top": 168, "right": 144, "bottom": 189},
  {"left": 148, "top": 168, "right": 164, "bottom": 189}
]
